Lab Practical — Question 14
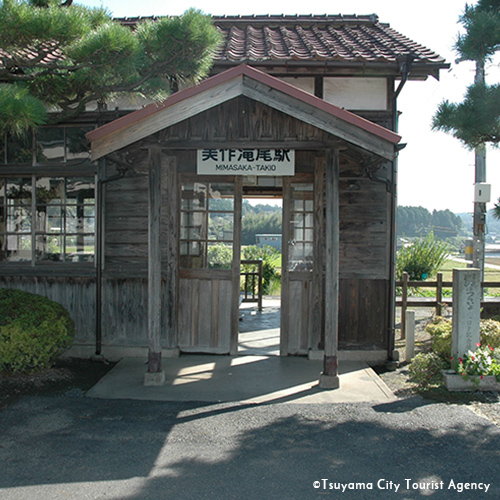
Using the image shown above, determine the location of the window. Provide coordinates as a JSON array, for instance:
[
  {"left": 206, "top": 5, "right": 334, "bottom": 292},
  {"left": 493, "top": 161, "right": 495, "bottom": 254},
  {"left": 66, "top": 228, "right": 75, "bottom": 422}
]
[
  {"left": 0, "top": 126, "right": 94, "bottom": 166},
  {"left": 0, "top": 176, "right": 95, "bottom": 263},
  {"left": 288, "top": 183, "right": 314, "bottom": 272},
  {"left": 180, "top": 181, "right": 235, "bottom": 269},
  {"left": 0, "top": 178, "right": 33, "bottom": 262}
]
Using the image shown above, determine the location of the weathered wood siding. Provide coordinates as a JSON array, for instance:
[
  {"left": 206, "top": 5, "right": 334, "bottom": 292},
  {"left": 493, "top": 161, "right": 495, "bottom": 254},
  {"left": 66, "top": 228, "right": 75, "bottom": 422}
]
[
  {"left": 104, "top": 170, "right": 149, "bottom": 275},
  {"left": 339, "top": 177, "right": 391, "bottom": 280},
  {"left": 160, "top": 96, "right": 337, "bottom": 145},
  {"left": 178, "top": 276, "right": 233, "bottom": 353},
  {"left": 338, "top": 279, "right": 388, "bottom": 350},
  {"left": 282, "top": 277, "right": 314, "bottom": 354},
  {"left": 0, "top": 276, "right": 95, "bottom": 344}
]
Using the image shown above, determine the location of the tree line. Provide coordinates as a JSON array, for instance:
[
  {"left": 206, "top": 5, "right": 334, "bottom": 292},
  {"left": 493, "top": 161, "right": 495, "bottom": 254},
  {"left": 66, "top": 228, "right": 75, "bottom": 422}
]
[{"left": 397, "top": 206, "right": 463, "bottom": 239}]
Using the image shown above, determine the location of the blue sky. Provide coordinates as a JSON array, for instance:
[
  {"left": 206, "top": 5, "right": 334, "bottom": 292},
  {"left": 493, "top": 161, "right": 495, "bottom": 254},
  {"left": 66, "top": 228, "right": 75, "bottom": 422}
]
[{"left": 76, "top": 0, "right": 500, "bottom": 214}]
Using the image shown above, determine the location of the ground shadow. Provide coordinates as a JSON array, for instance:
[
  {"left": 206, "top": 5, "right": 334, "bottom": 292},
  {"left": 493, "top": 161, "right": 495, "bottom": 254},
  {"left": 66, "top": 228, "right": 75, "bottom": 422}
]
[{"left": 0, "top": 397, "right": 499, "bottom": 499}]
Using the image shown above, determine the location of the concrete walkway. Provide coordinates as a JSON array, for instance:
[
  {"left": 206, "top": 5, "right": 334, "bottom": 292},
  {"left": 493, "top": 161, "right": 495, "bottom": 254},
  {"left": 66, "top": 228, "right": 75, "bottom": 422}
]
[
  {"left": 87, "top": 356, "right": 395, "bottom": 404},
  {"left": 88, "top": 298, "right": 395, "bottom": 404}
]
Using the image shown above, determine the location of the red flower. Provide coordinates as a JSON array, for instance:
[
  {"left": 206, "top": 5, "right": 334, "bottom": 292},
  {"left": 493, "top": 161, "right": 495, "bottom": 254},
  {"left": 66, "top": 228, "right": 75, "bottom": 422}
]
[
  {"left": 481, "top": 375, "right": 484, "bottom": 380},
  {"left": 459, "top": 358, "right": 463, "bottom": 363},
  {"left": 476, "top": 342, "right": 481, "bottom": 347}
]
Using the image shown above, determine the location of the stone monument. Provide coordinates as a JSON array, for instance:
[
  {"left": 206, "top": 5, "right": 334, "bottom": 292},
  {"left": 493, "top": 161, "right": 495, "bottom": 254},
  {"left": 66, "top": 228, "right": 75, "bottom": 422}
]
[{"left": 451, "top": 268, "right": 481, "bottom": 359}]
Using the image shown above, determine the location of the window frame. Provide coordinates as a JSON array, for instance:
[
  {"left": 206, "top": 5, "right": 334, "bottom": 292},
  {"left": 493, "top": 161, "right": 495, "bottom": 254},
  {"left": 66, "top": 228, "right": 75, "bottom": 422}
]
[{"left": 0, "top": 173, "right": 97, "bottom": 267}]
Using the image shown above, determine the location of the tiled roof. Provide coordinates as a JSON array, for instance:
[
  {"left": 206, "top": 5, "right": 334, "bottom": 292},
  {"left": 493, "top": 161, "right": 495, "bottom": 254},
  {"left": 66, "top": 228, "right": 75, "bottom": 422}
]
[
  {"left": 211, "top": 15, "right": 446, "bottom": 67},
  {"left": 0, "top": 14, "right": 447, "bottom": 79}
]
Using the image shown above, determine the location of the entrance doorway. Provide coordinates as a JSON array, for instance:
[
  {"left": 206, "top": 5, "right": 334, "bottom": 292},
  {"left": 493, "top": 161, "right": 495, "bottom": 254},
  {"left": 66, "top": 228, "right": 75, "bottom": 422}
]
[{"left": 238, "top": 193, "right": 283, "bottom": 356}]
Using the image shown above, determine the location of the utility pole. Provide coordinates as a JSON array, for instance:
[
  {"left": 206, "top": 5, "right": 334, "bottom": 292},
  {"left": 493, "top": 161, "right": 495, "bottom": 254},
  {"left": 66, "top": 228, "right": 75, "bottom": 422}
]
[{"left": 472, "top": 58, "right": 487, "bottom": 283}]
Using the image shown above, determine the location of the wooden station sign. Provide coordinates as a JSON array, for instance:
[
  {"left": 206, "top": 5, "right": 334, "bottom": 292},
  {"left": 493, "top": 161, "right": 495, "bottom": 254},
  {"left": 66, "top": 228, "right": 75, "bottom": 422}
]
[{"left": 197, "top": 148, "right": 295, "bottom": 176}]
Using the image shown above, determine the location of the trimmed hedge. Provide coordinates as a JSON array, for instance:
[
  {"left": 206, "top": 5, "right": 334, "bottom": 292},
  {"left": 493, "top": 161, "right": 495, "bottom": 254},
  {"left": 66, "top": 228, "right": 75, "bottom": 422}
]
[{"left": 0, "top": 288, "right": 75, "bottom": 373}]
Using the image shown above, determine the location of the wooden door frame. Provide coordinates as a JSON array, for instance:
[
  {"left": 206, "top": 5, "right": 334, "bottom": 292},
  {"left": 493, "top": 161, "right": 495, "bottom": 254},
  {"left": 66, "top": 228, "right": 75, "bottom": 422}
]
[{"left": 176, "top": 174, "right": 242, "bottom": 354}]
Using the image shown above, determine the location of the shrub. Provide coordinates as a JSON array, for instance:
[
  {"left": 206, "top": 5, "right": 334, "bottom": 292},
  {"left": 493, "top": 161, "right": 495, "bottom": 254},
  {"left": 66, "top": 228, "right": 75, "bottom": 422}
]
[
  {"left": 480, "top": 319, "right": 500, "bottom": 348},
  {"left": 425, "top": 317, "right": 500, "bottom": 362},
  {"left": 396, "top": 233, "right": 450, "bottom": 280},
  {"left": 408, "top": 352, "right": 446, "bottom": 387},
  {"left": 0, "top": 288, "right": 75, "bottom": 373},
  {"left": 426, "top": 317, "right": 453, "bottom": 360}
]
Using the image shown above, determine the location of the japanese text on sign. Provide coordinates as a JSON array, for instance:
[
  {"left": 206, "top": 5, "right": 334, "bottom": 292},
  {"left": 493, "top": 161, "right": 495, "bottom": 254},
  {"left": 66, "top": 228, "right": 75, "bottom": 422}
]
[{"left": 197, "top": 149, "right": 295, "bottom": 176}]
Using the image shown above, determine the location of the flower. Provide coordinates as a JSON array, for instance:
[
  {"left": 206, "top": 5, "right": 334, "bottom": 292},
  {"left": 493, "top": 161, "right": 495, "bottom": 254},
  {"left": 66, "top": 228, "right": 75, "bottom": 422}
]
[{"left": 453, "top": 344, "right": 496, "bottom": 384}]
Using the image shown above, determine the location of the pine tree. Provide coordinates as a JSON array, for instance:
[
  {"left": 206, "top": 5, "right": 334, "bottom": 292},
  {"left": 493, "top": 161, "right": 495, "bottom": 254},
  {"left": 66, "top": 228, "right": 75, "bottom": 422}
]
[
  {"left": 432, "top": 1, "right": 500, "bottom": 278},
  {"left": 433, "top": 1, "right": 500, "bottom": 146},
  {"left": 0, "top": 0, "right": 221, "bottom": 135}
]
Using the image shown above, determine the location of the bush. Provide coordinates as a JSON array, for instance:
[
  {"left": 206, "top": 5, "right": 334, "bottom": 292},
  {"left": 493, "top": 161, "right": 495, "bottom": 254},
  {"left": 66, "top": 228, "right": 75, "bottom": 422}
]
[
  {"left": 408, "top": 352, "right": 446, "bottom": 387},
  {"left": 0, "top": 288, "right": 75, "bottom": 373},
  {"left": 425, "top": 317, "right": 500, "bottom": 362},
  {"left": 396, "top": 233, "right": 450, "bottom": 280},
  {"left": 426, "top": 317, "right": 453, "bottom": 360}
]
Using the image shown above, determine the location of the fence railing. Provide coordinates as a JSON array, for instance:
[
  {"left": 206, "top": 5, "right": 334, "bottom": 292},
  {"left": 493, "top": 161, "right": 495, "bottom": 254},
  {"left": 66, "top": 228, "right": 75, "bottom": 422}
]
[
  {"left": 240, "top": 259, "right": 263, "bottom": 311},
  {"left": 396, "top": 271, "right": 500, "bottom": 339}
]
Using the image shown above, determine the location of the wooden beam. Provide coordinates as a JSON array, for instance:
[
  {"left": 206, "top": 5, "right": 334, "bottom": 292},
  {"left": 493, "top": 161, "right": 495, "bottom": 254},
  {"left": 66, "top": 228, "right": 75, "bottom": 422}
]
[
  {"left": 145, "top": 146, "right": 164, "bottom": 383},
  {"left": 320, "top": 148, "right": 340, "bottom": 389}
]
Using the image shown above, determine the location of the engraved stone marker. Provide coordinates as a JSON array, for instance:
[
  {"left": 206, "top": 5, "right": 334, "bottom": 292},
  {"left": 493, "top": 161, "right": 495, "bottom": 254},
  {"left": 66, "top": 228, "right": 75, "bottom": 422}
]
[{"left": 451, "top": 268, "right": 481, "bottom": 359}]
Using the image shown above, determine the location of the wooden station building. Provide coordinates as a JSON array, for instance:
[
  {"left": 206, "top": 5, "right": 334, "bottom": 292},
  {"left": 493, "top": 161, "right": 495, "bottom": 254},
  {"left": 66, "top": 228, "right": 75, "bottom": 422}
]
[{"left": 0, "top": 15, "right": 448, "bottom": 384}]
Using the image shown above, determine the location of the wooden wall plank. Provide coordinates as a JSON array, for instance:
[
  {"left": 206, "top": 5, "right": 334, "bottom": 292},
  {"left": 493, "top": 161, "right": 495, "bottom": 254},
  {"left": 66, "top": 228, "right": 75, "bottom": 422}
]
[{"left": 197, "top": 279, "right": 213, "bottom": 348}]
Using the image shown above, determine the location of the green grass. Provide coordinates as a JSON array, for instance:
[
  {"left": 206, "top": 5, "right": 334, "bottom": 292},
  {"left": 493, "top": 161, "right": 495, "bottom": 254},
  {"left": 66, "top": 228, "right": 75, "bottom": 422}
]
[{"left": 435, "top": 259, "right": 500, "bottom": 283}]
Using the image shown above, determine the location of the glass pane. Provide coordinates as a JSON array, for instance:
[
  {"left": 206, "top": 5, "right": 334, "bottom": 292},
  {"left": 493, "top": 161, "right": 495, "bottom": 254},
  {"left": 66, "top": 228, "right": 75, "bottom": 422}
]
[
  {"left": 181, "top": 182, "right": 207, "bottom": 210},
  {"left": 6, "top": 178, "right": 32, "bottom": 205},
  {"left": 288, "top": 182, "right": 314, "bottom": 272},
  {"left": 292, "top": 227, "right": 303, "bottom": 241},
  {"left": 36, "top": 234, "right": 63, "bottom": 261},
  {"left": 65, "top": 235, "right": 94, "bottom": 262},
  {"left": 179, "top": 241, "right": 205, "bottom": 269},
  {"left": 7, "top": 206, "right": 31, "bottom": 232},
  {"left": 66, "top": 127, "right": 93, "bottom": 161},
  {"left": 36, "top": 128, "right": 64, "bottom": 163},
  {"left": 36, "top": 205, "right": 63, "bottom": 233},
  {"left": 289, "top": 243, "right": 313, "bottom": 272},
  {"left": 7, "top": 133, "right": 32, "bottom": 164},
  {"left": 66, "top": 177, "right": 95, "bottom": 204},
  {"left": 208, "top": 183, "right": 234, "bottom": 211},
  {"left": 36, "top": 177, "right": 64, "bottom": 204},
  {"left": 208, "top": 212, "right": 233, "bottom": 241},
  {"left": 6, "top": 234, "right": 31, "bottom": 261},
  {"left": 207, "top": 243, "right": 232, "bottom": 269},
  {"left": 180, "top": 211, "right": 206, "bottom": 240}
]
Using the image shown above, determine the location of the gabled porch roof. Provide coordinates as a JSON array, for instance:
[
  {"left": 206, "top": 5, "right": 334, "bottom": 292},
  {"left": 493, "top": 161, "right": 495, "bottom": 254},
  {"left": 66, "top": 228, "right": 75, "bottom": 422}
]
[{"left": 87, "top": 64, "right": 401, "bottom": 161}]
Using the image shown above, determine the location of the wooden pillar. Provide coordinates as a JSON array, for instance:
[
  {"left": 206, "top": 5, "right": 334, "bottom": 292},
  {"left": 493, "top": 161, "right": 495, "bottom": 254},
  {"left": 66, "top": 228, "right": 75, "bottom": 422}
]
[
  {"left": 162, "top": 155, "right": 178, "bottom": 351},
  {"left": 319, "top": 149, "right": 340, "bottom": 389},
  {"left": 145, "top": 146, "right": 165, "bottom": 385}
]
